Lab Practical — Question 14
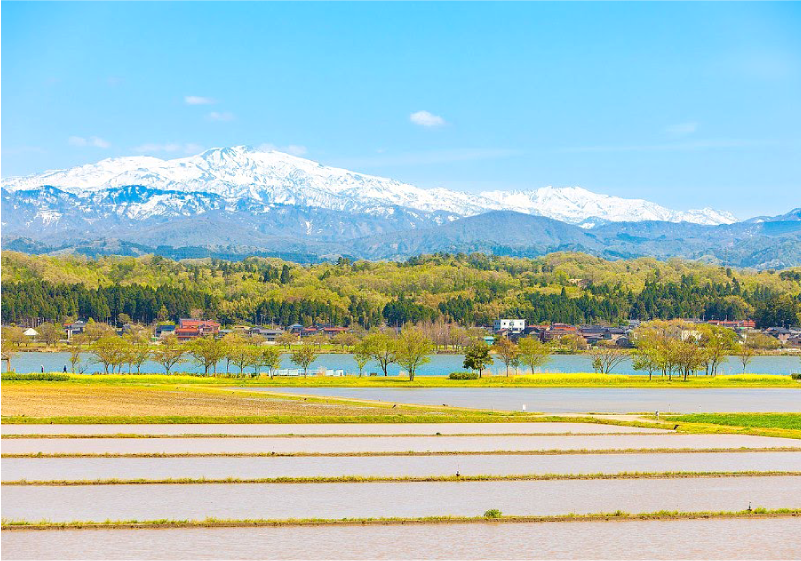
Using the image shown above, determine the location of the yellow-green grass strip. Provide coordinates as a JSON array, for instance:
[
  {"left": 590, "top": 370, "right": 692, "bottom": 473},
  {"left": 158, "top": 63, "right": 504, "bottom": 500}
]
[
  {"left": 5, "top": 471, "right": 800, "bottom": 486},
  {"left": 3, "top": 508, "right": 799, "bottom": 531},
  {"left": 665, "top": 413, "right": 801, "bottom": 431},
  {"left": 6, "top": 446, "right": 801, "bottom": 459},
  {"left": 8, "top": 372, "right": 795, "bottom": 388}
]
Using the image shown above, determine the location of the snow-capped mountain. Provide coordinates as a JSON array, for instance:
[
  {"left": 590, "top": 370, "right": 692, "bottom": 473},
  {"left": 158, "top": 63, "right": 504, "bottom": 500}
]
[
  {"left": 480, "top": 186, "right": 735, "bottom": 226},
  {"left": 2, "top": 145, "right": 735, "bottom": 226}
]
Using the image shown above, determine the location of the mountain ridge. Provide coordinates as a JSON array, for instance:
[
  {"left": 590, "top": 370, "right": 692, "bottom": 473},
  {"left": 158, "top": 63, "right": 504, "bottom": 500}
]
[
  {"left": 4, "top": 146, "right": 799, "bottom": 269},
  {"left": 2, "top": 145, "right": 736, "bottom": 226}
]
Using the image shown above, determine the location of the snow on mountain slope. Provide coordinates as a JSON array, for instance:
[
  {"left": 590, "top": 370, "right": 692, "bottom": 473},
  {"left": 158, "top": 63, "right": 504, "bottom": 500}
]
[
  {"left": 2, "top": 145, "right": 735, "bottom": 225},
  {"left": 480, "top": 186, "right": 736, "bottom": 226}
]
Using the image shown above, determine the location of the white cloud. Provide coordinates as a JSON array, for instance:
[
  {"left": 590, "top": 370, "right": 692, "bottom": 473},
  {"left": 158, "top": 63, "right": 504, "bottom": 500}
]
[
  {"left": 184, "top": 95, "right": 216, "bottom": 105},
  {"left": 666, "top": 122, "right": 698, "bottom": 136},
  {"left": 410, "top": 110, "right": 446, "bottom": 128},
  {"left": 133, "top": 143, "right": 204, "bottom": 154},
  {"left": 257, "top": 143, "right": 308, "bottom": 156},
  {"left": 68, "top": 136, "right": 110, "bottom": 148},
  {"left": 208, "top": 111, "right": 236, "bottom": 122}
]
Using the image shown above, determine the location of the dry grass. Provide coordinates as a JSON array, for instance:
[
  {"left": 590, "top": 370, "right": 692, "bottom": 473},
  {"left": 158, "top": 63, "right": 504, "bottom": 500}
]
[{"left": 1, "top": 384, "right": 415, "bottom": 419}]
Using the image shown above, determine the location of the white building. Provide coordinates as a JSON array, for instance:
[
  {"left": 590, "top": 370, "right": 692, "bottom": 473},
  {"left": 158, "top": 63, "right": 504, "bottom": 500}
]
[{"left": 493, "top": 319, "right": 526, "bottom": 333}]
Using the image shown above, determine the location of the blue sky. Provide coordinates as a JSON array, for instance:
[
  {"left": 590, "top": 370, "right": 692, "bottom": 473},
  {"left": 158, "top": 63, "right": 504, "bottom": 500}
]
[{"left": 2, "top": 2, "right": 800, "bottom": 218}]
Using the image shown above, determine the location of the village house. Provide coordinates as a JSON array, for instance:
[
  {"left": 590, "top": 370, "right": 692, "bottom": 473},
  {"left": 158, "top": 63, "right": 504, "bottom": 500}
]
[
  {"left": 64, "top": 320, "right": 87, "bottom": 339},
  {"left": 542, "top": 323, "right": 579, "bottom": 342},
  {"left": 174, "top": 319, "right": 221, "bottom": 342},
  {"left": 250, "top": 327, "right": 284, "bottom": 342},
  {"left": 155, "top": 324, "right": 176, "bottom": 339},
  {"left": 493, "top": 319, "right": 526, "bottom": 334}
]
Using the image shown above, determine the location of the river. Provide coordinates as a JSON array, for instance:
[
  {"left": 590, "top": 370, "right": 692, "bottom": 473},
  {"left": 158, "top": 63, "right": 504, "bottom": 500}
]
[{"left": 4, "top": 351, "right": 800, "bottom": 376}]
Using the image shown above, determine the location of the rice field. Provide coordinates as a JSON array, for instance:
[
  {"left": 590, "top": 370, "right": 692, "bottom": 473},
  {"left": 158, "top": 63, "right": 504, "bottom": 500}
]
[{"left": 2, "top": 380, "right": 801, "bottom": 559}]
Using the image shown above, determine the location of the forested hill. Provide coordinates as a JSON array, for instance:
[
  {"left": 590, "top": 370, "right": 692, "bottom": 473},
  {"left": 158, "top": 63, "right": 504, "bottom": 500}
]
[{"left": 2, "top": 251, "right": 800, "bottom": 328}]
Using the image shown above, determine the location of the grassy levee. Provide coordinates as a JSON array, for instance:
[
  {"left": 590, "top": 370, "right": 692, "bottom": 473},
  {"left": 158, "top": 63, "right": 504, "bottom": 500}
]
[
  {"left": 3, "top": 508, "right": 799, "bottom": 530},
  {"left": 668, "top": 413, "right": 801, "bottom": 431},
  {"left": 5, "top": 471, "right": 800, "bottom": 486},
  {"left": 6, "top": 447, "right": 801, "bottom": 459},
  {"left": 653, "top": 413, "right": 801, "bottom": 441}
]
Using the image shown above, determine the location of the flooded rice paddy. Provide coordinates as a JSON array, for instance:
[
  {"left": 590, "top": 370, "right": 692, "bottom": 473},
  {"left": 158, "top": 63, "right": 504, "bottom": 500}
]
[
  {"left": 5, "top": 517, "right": 801, "bottom": 560},
  {"left": 262, "top": 387, "right": 801, "bottom": 413},
  {"left": 3, "top": 433, "right": 796, "bottom": 455},
  {"left": 4, "top": 452, "right": 801, "bottom": 482},
  {"left": 4, "top": 476, "right": 800, "bottom": 522},
  {"left": 0, "top": 422, "right": 669, "bottom": 436}
]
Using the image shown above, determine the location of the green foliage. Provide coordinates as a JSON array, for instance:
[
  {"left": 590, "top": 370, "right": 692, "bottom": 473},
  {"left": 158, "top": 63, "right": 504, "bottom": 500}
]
[
  {"left": 290, "top": 344, "right": 319, "bottom": 376},
  {"left": 449, "top": 372, "right": 479, "bottom": 380},
  {"left": 462, "top": 341, "right": 493, "bottom": 376},
  {"left": 483, "top": 509, "right": 503, "bottom": 519},
  {"left": 395, "top": 327, "right": 433, "bottom": 381},
  {"left": 3, "top": 251, "right": 801, "bottom": 328},
  {"left": 518, "top": 337, "right": 551, "bottom": 373}
]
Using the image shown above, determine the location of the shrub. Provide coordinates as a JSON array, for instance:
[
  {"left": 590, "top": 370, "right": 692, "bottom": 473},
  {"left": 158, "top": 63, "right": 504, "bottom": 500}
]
[
  {"left": 483, "top": 509, "right": 502, "bottom": 519},
  {"left": 2, "top": 373, "right": 70, "bottom": 381},
  {"left": 791, "top": 373, "right": 801, "bottom": 380},
  {"left": 449, "top": 372, "right": 479, "bottom": 380}
]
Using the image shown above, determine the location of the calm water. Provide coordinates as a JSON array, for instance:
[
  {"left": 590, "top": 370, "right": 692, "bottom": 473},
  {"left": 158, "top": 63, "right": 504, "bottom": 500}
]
[
  {"left": 5, "top": 452, "right": 801, "bottom": 482},
  {"left": 264, "top": 387, "right": 801, "bottom": 413},
  {"left": 3, "top": 476, "right": 799, "bottom": 522},
  {"left": 4, "top": 351, "right": 800, "bottom": 376},
  {"left": 4, "top": 518, "right": 800, "bottom": 560},
  {"left": 0, "top": 422, "right": 668, "bottom": 436},
  {"left": 3, "top": 434, "right": 796, "bottom": 455}
]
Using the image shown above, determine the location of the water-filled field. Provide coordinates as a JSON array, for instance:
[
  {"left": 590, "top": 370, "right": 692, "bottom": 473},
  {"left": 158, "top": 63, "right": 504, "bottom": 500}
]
[
  {"left": 0, "top": 422, "right": 670, "bottom": 436},
  {"left": 4, "top": 433, "right": 796, "bottom": 455},
  {"left": 5, "top": 517, "right": 800, "bottom": 560},
  {"left": 5, "top": 452, "right": 801, "bottom": 482},
  {"left": 4, "top": 476, "right": 800, "bottom": 522}
]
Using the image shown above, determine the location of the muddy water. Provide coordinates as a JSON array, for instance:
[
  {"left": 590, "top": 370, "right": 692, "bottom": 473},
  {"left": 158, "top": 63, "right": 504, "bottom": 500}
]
[
  {"left": 4, "top": 518, "right": 801, "bottom": 560},
  {"left": 0, "top": 422, "right": 669, "bottom": 436},
  {"left": 3, "top": 476, "right": 799, "bottom": 522},
  {"left": 4, "top": 452, "right": 801, "bottom": 482},
  {"left": 3, "top": 434, "right": 797, "bottom": 455},
  {"left": 263, "top": 387, "right": 801, "bottom": 413}
]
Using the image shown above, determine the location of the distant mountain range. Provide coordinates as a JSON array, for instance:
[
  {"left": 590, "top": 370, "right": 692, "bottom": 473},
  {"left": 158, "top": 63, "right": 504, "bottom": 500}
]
[{"left": 2, "top": 146, "right": 799, "bottom": 268}]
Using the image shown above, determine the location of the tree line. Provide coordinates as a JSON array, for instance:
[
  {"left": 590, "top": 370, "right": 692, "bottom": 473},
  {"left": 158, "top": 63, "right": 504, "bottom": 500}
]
[{"left": 3, "top": 251, "right": 800, "bottom": 329}]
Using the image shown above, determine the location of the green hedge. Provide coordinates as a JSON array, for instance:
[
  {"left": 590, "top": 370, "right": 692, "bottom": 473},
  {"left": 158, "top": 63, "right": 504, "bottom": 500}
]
[{"left": 448, "top": 372, "right": 480, "bottom": 380}]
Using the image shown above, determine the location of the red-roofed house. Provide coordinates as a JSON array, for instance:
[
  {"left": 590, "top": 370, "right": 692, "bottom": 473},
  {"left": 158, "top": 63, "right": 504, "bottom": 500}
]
[{"left": 175, "top": 319, "right": 221, "bottom": 341}]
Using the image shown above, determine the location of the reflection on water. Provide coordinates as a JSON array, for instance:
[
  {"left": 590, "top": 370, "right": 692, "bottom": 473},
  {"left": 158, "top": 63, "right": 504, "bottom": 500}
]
[
  {"left": 264, "top": 387, "right": 801, "bottom": 413},
  {"left": 3, "top": 476, "right": 800, "bottom": 522},
  {"left": 5, "top": 518, "right": 801, "bottom": 560},
  {"left": 0, "top": 422, "right": 669, "bottom": 436},
  {"left": 3, "top": 434, "right": 797, "bottom": 455},
  {"left": 4, "top": 452, "right": 801, "bottom": 482}
]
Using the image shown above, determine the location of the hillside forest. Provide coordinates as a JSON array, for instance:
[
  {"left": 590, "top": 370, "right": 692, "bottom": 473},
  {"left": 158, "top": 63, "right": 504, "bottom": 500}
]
[{"left": 2, "top": 251, "right": 801, "bottom": 329}]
